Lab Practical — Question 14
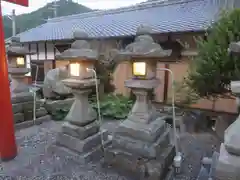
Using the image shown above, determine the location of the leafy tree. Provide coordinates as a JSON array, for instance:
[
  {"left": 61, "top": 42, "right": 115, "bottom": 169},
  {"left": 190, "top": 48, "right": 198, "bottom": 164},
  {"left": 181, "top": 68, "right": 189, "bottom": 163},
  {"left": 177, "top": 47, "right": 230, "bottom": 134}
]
[{"left": 186, "top": 9, "right": 240, "bottom": 101}]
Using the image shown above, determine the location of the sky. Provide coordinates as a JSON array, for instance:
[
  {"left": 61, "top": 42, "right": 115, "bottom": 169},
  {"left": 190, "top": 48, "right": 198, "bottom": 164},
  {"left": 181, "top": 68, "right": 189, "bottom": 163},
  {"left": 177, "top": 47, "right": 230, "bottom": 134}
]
[{"left": 2, "top": 0, "right": 146, "bottom": 15}]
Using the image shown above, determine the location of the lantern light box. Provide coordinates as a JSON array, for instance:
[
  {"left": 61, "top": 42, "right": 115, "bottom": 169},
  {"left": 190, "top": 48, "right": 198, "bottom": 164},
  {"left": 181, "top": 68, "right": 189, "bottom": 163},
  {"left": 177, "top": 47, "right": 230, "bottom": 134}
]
[
  {"left": 69, "top": 62, "right": 80, "bottom": 77},
  {"left": 16, "top": 57, "right": 25, "bottom": 66},
  {"left": 133, "top": 61, "right": 146, "bottom": 77}
]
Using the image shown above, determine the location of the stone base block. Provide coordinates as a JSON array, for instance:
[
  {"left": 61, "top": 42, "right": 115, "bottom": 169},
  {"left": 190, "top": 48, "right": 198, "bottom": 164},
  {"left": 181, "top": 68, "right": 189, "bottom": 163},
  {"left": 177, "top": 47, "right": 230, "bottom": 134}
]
[
  {"left": 12, "top": 103, "right": 23, "bottom": 114},
  {"left": 24, "top": 107, "right": 48, "bottom": 121},
  {"left": 115, "top": 117, "right": 166, "bottom": 143},
  {"left": 44, "top": 98, "right": 74, "bottom": 114},
  {"left": 22, "top": 101, "right": 41, "bottom": 111},
  {"left": 56, "top": 131, "right": 108, "bottom": 154},
  {"left": 112, "top": 128, "right": 170, "bottom": 158},
  {"left": 103, "top": 145, "right": 175, "bottom": 180},
  {"left": 62, "top": 121, "right": 99, "bottom": 140},
  {"left": 215, "top": 144, "right": 240, "bottom": 180},
  {"left": 14, "top": 113, "right": 24, "bottom": 123},
  {"left": 11, "top": 92, "right": 33, "bottom": 104},
  {"left": 127, "top": 109, "right": 161, "bottom": 124},
  {"left": 50, "top": 139, "right": 110, "bottom": 164}
]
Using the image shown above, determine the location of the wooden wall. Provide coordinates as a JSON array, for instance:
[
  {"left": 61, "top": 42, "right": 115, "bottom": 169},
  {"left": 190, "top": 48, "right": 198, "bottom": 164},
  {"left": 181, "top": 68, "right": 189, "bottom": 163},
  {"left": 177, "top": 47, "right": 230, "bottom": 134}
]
[{"left": 112, "top": 58, "right": 237, "bottom": 114}]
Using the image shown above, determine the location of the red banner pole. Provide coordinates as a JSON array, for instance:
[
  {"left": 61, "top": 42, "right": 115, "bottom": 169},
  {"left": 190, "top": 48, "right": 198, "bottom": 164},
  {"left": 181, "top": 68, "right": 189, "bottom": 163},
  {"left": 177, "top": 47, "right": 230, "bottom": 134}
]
[{"left": 0, "top": 1, "right": 17, "bottom": 161}]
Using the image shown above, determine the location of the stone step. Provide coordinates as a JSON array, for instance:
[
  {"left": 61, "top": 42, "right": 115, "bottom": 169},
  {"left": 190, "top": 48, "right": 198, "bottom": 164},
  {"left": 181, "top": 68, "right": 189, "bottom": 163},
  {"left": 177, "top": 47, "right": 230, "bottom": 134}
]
[
  {"left": 12, "top": 103, "right": 23, "bottom": 113},
  {"left": 112, "top": 127, "right": 171, "bottom": 159},
  {"left": 49, "top": 143, "right": 105, "bottom": 164},
  {"left": 11, "top": 92, "right": 33, "bottom": 104},
  {"left": 104, "top": 145, "right": 175, "bottom": 180},
  {"left": 115, "top": 117, "right": 167, "bottom": 143},
  {"left": 56, "top": 131, "right": 106, "bottom": 154},
  {"left": 62, "top": 121, "right": 100, "bottom": 140},
  {"left": 24, "top": 107, "right": 48, "bottom": 121},
  {"left": 14, "top": 113, "right": 24, "bottom": 123}
]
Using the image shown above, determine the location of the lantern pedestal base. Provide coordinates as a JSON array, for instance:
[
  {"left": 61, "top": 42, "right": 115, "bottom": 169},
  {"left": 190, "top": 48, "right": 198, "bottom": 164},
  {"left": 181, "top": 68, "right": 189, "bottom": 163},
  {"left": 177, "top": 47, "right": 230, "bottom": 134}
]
[
  {"left": 104, "top": 79, "right": 175, "bottom": 179},
  {"left": 56, "top": 122, "right": 109, "bottom": 163},
  {"left": 55, "top": 79, "right": 107, "bottom": 163},
  {"left": 104, "top": 117, "right": 175, "bottom": 179}
]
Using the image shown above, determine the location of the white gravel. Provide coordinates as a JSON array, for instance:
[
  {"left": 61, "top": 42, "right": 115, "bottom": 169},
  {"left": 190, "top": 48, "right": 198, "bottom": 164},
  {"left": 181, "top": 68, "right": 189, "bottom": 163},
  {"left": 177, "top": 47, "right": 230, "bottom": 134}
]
[{"left": 0, "top": 120, "right": 221, "bottom": 180}]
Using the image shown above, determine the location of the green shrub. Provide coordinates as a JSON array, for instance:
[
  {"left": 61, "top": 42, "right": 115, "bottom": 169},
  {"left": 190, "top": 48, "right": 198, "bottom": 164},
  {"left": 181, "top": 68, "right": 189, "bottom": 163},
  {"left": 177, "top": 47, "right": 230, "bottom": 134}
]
[
  {"left": 91, "top": 94, "right": 133, "bottom": 120},
  {"left": 186, "top": 9, "right": 240, "bottom": 99},
  {"left": 53, "top": 93, "right": 133, "bottom": 121}
]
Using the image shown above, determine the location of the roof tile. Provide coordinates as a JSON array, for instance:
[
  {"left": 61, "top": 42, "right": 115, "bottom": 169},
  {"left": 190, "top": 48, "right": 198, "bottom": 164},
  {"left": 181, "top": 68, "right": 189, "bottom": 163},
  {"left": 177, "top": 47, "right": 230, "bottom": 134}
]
[{"left": 17, "top": 0, "right": 222, "bottom": 43}]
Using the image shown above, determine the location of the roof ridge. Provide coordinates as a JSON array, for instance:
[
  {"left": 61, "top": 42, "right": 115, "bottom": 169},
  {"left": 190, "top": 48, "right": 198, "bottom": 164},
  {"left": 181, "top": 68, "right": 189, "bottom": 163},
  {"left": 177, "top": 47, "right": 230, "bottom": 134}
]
[{"left": 48, "top": 0, "right": 201, "bottom": 23}]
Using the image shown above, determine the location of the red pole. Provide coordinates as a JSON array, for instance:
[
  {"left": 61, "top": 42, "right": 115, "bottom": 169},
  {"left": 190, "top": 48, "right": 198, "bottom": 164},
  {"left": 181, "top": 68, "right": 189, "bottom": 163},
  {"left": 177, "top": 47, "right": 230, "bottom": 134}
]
[{"left": 0, "top": 1, "right": 17, "bottom": 161}]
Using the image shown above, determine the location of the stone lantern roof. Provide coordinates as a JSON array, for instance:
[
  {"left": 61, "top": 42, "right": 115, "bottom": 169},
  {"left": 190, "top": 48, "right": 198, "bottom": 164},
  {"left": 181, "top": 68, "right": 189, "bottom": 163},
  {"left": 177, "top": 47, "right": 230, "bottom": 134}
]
[
  {"left": 229, "top": 41, "right": 240, "bottom": 55},
  {"left": 6, "top": 37, "right": 34, "bottom": 56},
  {"left": 116, "top": 25, "right": 172, "bottom": 61},
  {"left": 56, "top": 30, "right": 98, "bottom": 61}
]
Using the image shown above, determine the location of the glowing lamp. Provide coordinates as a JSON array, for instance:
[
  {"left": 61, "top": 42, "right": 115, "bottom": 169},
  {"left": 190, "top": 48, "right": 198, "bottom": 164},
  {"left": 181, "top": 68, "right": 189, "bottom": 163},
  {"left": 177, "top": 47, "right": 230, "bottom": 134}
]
[
  {"left": 16, "top": 57, "right": 25, "bottom": 66},
  {"left": 133, "top": 62, "right": 146, "bottom": 77},
  {"left": 69, "top": 62, "right": 80, "bottom": 77}
]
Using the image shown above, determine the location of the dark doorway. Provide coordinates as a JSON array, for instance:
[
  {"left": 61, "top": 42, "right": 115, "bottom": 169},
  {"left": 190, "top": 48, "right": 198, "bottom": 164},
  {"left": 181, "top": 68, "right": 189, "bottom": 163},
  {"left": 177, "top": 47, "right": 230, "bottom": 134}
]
[{"left": 31, "top": 61, "right": 45, "bottom": 83}]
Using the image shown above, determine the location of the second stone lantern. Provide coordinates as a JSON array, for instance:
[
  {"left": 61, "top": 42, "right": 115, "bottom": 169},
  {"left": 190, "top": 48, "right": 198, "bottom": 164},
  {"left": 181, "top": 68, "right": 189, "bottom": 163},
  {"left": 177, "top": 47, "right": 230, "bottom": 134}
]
[
  {"left": 7, "top": 37, "right": 32, "bottom": 95},
  {"left": 104, "top": 26, "right": 175, "bottom": 179},
  {"left": 55, "top": 31, "right": 107, "bottom": 162}
]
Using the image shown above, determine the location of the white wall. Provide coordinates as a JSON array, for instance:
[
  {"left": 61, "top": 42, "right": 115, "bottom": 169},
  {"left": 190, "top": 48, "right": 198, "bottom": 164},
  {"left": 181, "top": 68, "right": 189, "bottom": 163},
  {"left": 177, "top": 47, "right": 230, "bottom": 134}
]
[
  {"left": 24, "top": 42, "right": 61, "bottom": 76},
  {"left": 23, "top": 44, "right": 31, "bottom": 76},
  {"left": 38, "top": 43, "right": 45, "bottom": 60},
  {"left": 30, "top": 44, "right": 37, "bottom": 60},
  {"left": 26, "top": 42, "right": 60, "bottom": 61}
]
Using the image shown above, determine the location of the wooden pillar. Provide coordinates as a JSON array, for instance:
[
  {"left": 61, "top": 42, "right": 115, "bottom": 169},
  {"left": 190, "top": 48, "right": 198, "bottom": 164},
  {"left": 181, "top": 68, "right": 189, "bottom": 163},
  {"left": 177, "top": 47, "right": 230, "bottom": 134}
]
[
  {"left": 0, "top": 3, "right": 17, "bottom": 161},
  {"left": 163, "top": 63, "right": 169, "bottom": 102}
]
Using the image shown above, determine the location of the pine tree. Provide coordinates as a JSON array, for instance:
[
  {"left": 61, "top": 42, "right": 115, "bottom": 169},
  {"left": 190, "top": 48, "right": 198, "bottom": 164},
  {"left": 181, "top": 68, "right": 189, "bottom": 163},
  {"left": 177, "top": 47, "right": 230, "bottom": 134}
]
[{"left": 186, "top": 9, "right": 240, "bottom": 99}]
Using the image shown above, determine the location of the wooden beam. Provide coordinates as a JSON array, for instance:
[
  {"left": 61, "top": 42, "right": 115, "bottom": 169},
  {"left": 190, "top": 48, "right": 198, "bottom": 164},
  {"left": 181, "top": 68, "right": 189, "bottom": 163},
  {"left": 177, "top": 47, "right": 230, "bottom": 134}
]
[
  {"left": 163, "top": 63, "right": 169, "bottom": 102},
  {"left": 36, "top": 43, "right": 39, "bottom": 60}
]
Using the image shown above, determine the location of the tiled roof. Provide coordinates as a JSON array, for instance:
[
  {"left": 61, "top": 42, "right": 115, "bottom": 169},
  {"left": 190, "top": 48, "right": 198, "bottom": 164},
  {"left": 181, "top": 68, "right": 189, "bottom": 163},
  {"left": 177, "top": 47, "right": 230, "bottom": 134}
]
[{"left": 16, "top": 0, "right": 223, "bottom": 43}]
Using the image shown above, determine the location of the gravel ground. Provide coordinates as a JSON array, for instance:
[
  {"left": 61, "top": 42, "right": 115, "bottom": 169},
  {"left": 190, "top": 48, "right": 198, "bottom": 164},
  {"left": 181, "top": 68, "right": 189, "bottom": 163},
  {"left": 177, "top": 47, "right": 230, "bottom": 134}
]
[
  {"left": 174, "top": 132, "right": 221, "bottom": 180},
  {"left": 0, "top": 120, "right": 222, "bottom": 180}
]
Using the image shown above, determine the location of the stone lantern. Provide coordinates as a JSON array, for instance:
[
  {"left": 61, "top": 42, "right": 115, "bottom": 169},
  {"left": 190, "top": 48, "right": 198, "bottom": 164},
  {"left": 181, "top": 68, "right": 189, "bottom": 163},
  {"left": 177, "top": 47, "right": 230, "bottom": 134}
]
[
  {"left": 55, "top": 31, "right": 107, "bottom": 162},
  {"left": 6, "top": 37, "right": 32, "bottom": 95},
  {"left": 215, "top": 42, "right": 240, "bottom": 180},
  {"left": 104, "top": 26, "right": 175, "bottom": 179},
  {"left": 6, "top": 37, "right": 49, "bottom": 124}
]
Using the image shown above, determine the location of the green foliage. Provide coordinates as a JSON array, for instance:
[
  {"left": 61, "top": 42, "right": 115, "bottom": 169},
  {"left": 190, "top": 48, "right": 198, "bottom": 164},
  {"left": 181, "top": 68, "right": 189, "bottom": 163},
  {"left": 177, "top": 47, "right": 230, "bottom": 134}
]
[
  {"left": 52, "top": 94, "right": 133, "bottom": 121},
  {"left": 91, "top": 94, "right": 133, "bottom": 120},
  {"left": 174, "top": 80, "right": 200, "bottom": 105},
  {"left": 3, "top": 0, "right": 92, "bottom": 38},
  {"left": 186, "top": 9, "right": 240, "bottom": 98},
  {"left": 95, "top": 61, "right": 115, "bottom": 94},
  {"left": 52, "top": 108, "right": 69, "bottom": 121}
]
